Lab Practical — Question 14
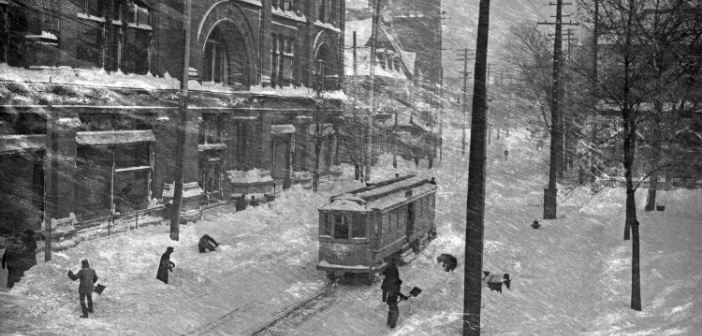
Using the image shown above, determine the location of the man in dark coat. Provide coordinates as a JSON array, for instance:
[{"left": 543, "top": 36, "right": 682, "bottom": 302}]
[
  {"left": 198, "top": 234, "right": 219, "bottom": 253},
  {"left": 235, "top": 194, "right": 247, "bottom": 212},
  {"left": 386, "top": 279, "right": 408, "bottom": 328},
  {"left": 2, "top": 239, "right": 22, "bottom": 289},
  {"left": 380, "top": 259, "right": 400, "bottom": 302},
  {"left": 250, "top": 195, "right": 259, "bottom": 207},
  {"left": 156, "top": 247, "right": 175, "bottom": 284},
  {"left": 68, "top": 259, "right": 98, "bottom": 318}
]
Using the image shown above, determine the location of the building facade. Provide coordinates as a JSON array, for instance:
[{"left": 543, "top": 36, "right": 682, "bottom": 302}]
[{"left": 0, "top": 0, "right": 346, "bottom": 237}]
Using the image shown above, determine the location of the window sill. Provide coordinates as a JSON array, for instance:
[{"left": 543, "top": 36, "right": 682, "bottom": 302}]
[
  {"left": 77, "top": 13, "right": 106, "bottom": 23},
  {"left": 127, "top": 23, "right": 153, "bottom": 31}
]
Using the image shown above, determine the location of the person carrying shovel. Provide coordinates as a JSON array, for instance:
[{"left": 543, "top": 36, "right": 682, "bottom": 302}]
[{"left": 68, "top": 259, "right": 99, "bottom": 318}]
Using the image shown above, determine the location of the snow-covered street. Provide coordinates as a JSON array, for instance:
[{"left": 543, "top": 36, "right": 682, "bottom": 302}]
[{"left": 2, "top": 127, "right": 701, "bottom": 335}]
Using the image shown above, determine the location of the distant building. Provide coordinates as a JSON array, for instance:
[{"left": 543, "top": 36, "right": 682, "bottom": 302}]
[{"left": 0, "top": 0, "right": 346, "bottom": 236}]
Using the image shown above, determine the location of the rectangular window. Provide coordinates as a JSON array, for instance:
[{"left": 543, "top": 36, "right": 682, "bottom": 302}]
[
  {"left": 351, "top": 215, "right": 365, "bottom": 238},
  {"left": 77, "top": 22, "right": 105, "bottom": 68},
  {"left": 381, "top": 213, "right": 389, "bottom": 235},
  {"left": 114, "top": 143, "right": 150, "bottom": 169},
  {"left": 333, "top": 214, "right": 348, "bottom": 239},
  {"left": 283, "top": 0, "right": 294, "bottom": 11},
  {"left": 75, "top": 142, "right": 151, "bottom": 221},
  {"left": 321, "top": 213, "right": 331, "bottom": 235},
  {"left": 199, "top": 113, "right": 222, "bottom": 144},
  {"left": 202, "top": 40, "right": 228, "bottom": 83},
  {"left": 398, "top": 206, "right": 406, "bottom": 228},
  {"left": 419, "top": 197, "right": 423, "bottom": 217},
  {"left": 87, "top": 0, "right": 105, "bottom": 17},
  {"left": 122, "top": 27, "right": 150, "bottom": 75},
  {"left": 271, "top": 34, "right": 279, "bottom": 87},
  {"left": 282, "top": 38, "right": 294, "bottom": 86},
  {"left": 390, "top": 210, "right": 397, "bottom": 231}
]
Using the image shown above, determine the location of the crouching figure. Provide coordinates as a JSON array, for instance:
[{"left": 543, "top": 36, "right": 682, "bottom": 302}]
[
  {"left": 482, "top": 271, "right": 511, "bottom": 294},
  {"left": 437, "top": 253, "right": 458, "bottom": 272},
  {"left": 198, "top": 234, "right": 219, "bottom": 253}
]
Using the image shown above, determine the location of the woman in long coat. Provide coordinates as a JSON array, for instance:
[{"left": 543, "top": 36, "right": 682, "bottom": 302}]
[{"left": 156, "top": 247, "right": 175, "bottom": 284}]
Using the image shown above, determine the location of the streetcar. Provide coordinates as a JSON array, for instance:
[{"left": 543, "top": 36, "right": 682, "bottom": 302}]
[{"left": 316, "top": 175, "right": 437, "bottom": 282}]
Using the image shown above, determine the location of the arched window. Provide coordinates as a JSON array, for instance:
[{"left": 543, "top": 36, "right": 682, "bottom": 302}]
[
  {"left": 314, "top": 43, "right": 336, "bottom": 90},
  {"left": 203, "top": 28, "right": 229, "bottom": 84}
]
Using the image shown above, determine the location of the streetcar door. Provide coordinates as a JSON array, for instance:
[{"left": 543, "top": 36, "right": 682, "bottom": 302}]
[{"left": 406, "top": 202, "right": 415, "bottom": 238}]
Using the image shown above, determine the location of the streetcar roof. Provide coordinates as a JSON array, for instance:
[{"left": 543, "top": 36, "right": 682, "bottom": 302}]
[{"left": 320, "top": 175, "right": 435, "bottom": 212}]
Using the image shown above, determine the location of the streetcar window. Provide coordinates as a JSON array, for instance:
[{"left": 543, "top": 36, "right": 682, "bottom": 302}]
[
  {"left": 398, "top": 206, "right": 406, "bottom": 228},
  {"left": 430, "top": 194, "right": 435, "bottom": 212},
  {"left": 419, "top": 198, "right": 424, "bottom": 217},
  {"left": 321, "top": 213, "right": 331, "bottom": 235},
  {"left": 334, "top": 214, "right": 348, "bottom": 239},
  {"left": 382, "top": 213, "right": 389, "bottom": 235},
  {"left": 351, "top": 215, "right": 365, "bottom": 238},
  {"left": 390, "top": 210, "right": 397, "bottom": 231}
]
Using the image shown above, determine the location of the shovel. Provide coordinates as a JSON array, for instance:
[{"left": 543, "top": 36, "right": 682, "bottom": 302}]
[{"left": 94, "top": 284, "right": 106, "bottom": 295}]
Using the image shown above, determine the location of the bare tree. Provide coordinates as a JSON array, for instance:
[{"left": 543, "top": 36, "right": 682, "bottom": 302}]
[{"left": 581, "top": 0, "right": 702, "bottom": 311}]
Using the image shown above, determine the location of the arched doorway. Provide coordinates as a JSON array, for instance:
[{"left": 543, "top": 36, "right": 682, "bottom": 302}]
[{"left": 201, "top": 22, "right": 250, "bottom": 89}]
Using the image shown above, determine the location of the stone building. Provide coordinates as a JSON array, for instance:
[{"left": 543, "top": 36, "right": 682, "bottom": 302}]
[{"left": 0, "top": 0, "right": 347, "bottom": 238}]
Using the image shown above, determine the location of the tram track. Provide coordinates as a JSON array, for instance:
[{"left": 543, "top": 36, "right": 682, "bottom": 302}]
[{"left": 246, "top": 280, "right": 342, "bottom": 336}]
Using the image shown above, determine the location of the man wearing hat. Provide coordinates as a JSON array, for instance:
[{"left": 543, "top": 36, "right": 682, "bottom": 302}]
[
  {"left": 68, "top": 259, "right": 99, "bottom": 318},
  {"left": 385, "top": 279, "right": 408, "bottom": 328},
  {"left": 156, "top": 247, "right": 176, "bottom": 284}
]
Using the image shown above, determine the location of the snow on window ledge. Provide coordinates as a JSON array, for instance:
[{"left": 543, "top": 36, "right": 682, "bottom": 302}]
[
  {"left": 236, "top": 0, "right": 263, "bottom": 7},
  {"left": 25, "top": 31, "right": 58, "bottom": 41},
  {"left": 314, "top": 20, "right": 340, "bottom": 33},
  {"left": 127, "top": 23, "right": 152, "bottom": 31},
  {"left": 0, "top": 63, "right": 180, "bottom": 90},
  {"left": 77, "top": 13, "right": 106, "bottom": 23}
]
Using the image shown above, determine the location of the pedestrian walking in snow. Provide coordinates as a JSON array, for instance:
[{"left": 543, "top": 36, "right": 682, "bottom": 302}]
[
  {"left": 2, "top": 238, "right": 22, "bottom": 288},
  {"left": 198, "top": 234, "right": 219, "bottom": 253},
  {"left": 380, "top": 258, "right": 400, "bottom": 302},
  {"left": 235, "top": 194, "right": 247, "bottom": 212},
  {"left": 68, "top": 259, "right": 99, "bottom": 318},
  {"left": 156, "top": 247, "right": 175, "bottom": 284},
  {"left": 504, "top": 149, "right": 509, "bottom": 160},
  {"left": 386, "top": 279, "right": 408, "bottom": 328},
  {"left": 429, "top": 177, "right": 436, "bottom": 185}
]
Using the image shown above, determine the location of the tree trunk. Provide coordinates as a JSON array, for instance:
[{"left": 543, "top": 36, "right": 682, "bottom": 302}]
[
  {"left": 463, "top": 0, "right": 490, "bottom": 334},
  {"left": 631, "top": 220, "right": 642, "bottom": 311}
]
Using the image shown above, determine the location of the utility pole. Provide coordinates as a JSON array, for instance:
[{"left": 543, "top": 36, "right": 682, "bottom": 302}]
[
  {"left": 44, "top": 110, "right": 54, "bottom": 262},
  {"left": 538, "top": 0, "right": 576, "bottom": 220},
  {"left": 457, "top": 48, "right": 474, "bottom": 155},
  {"left": 366, "top": 0, "right": 382, "bottom": 183},
  {"left": 464, "top": 0, "right": 490, "bottom": 334},
  {"left": 352, "top": 31, "right": 357, "bottom": 76},
  {"left": 171, "top": 0, "right": 192, "bottom": 241}
]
